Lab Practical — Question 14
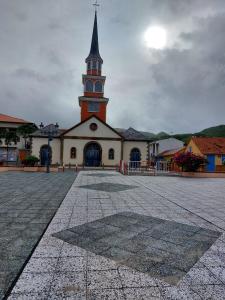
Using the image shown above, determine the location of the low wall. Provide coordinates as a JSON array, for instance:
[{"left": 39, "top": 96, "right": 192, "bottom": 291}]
[
  {"left": 0, "top": 167, "right": 59, "bottom": 173},
  {"left": 181, "top": 172, "right": 225, "bottom": 178}
]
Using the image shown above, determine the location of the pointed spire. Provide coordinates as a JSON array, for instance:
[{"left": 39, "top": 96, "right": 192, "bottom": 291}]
[{"left": 86, "top": 11, "right": 103, "bottom": 62}]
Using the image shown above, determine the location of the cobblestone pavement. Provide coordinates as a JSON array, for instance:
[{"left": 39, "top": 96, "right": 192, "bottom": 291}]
[
  {"left": 8, "top": 172, "right": 225, "bottom": 299},
  {"left": 0, "top": 171, "right": 77, "bottom": 300}
]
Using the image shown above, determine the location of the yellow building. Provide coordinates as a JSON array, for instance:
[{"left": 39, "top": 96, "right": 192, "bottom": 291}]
[{"left": 186, "top": 137, "right": 225, "bottom": 172}]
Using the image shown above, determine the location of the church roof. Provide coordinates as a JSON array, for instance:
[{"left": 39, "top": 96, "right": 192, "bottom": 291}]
[
  {"left": 32, "top": 124, "right": 66, "bottom": 137},
  {"left": 86, "top": 12, "right": 103, "bottom": 63},
  {"left": 115, "top": 127, "right": 152, "bottom": 141}
]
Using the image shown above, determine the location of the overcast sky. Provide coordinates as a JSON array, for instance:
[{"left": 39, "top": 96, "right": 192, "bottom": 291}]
[{"left": 1, "top": 0, "right": 225, "bottom": 133}]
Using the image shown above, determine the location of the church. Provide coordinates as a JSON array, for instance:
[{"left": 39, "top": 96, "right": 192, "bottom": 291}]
[{"left": 31, "top": 11, "right": 151, "bottom": 167}]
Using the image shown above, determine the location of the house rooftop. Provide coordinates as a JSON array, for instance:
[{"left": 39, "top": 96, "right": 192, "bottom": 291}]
[
  {"left": 157, "top": 147, "right": 185, "bottom": 157},
  {"left": 0, "top": 113, "right": 32, "bottom": 124},
  {"left": 192, "top": 137, "right": 225, "bottom": 155}
]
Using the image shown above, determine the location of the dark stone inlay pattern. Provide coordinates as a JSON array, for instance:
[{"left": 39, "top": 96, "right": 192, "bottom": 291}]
[
  {"left": 0, "top": 172, "right": 77, "bottom": 300},
  {"left": 78, "top": 182, "right": 138, "bottom": 192},
  {"left": 53, "top": 212, "right": 221, "bottom": 285}
]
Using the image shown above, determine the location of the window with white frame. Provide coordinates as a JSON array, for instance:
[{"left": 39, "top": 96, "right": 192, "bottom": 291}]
[
  {"left": 95, "top": 81, "right": 103, "bottom": 93},
  {"left": 70, "top": 147, "right": 76, "bottom": 159},
  {"left": 85, "top": 80, "right": 93, "bottom": 92},
  {"left": 108, "top": 148, "right": 114, "bottom": 160},
  {"left": 88, "top": 102, "right": 100, "bottom": 112}
]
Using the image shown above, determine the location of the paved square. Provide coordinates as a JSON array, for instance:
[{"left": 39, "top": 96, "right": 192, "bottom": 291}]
[
  {"left": 53, "top": 212, "right": 221, "bottom": 285},
  {"left": 0, "top": 171, "right": 77, "bottom": 300},
  {"left": 78, "top": 182, "right": 138, "bottom": 192},
  {"left": 8, "top": 172, "right": 225, "bottom": 299}
]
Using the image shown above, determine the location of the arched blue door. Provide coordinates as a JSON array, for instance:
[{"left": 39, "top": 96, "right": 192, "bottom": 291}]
[
  {"left": 40, "top": 145, "right": 52, "bottom": 166},
  {"left": 84, "top": 143, "right": 101, "bottom": 167},
  {"left": 130, "top": 148, "right": 141, "bottom": 161}
]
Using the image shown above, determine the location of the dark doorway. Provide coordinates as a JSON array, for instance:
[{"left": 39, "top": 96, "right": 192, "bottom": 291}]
[
  {"left": 130, "top": 148, "right": 141, "bottom": 169},
  {"left": 84, "top": 142, "right": 102, "bottom": 167},
  {"left": 40, "top": 145, "right": 52, "bottom": 166},
  {"left": 130, "top": 148, "right": 141, "bottom": 161}
]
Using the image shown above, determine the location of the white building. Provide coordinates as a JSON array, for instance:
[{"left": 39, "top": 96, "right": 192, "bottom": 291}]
[
  {"left": 0, "top": 113, "right": 33, "bottom": 163},
  {"left": 149, "top": 138, "right": 184, "bottom": 160}
]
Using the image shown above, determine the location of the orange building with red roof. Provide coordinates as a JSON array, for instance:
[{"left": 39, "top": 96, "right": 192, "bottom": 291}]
[{"left": 186, "top": 137, "right": 225, "bottom": 172}]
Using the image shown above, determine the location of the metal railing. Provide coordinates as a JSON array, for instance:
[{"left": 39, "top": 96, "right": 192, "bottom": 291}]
[
  {"left": 121, "top": 160, "right": 172, "bottom": 176},
  {"left": 155, "top": 161, "right": 170, "bottom": 173},
  {"left": 127, "top": 161, "right": 155, "bottom": 175}
]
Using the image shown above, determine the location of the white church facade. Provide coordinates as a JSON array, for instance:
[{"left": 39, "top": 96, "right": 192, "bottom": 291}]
[{"left": 31, "top": 12, "right": 151, "bottom": 167}]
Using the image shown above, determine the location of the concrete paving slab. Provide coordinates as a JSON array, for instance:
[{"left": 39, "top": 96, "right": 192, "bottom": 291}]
[
  {"left": 8, "top": 171, "right": 225, "bottom": 299},
  {"left": 0, "top": 171, "right": 77, "bottom": 299}
]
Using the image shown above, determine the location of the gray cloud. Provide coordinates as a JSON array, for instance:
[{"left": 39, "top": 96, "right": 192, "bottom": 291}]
[{"left": 0, "top": 0, "right": 225, "bottom": 133}]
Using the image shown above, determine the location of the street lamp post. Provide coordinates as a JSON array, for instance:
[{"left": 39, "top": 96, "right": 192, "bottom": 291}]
[{"left": 39, "top": 122, "right": 59, "bottom": 173}]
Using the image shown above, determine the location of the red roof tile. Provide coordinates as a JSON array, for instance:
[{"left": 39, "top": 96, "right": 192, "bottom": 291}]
[
  {"left": 0, "top": 113, "right": 32, "bottom": 124},
  {"left": 157, "top": 147, "right": 185, "bottom": 157},
  {"left": 192, "top": 137, "right": 225, "bottom": 155}
]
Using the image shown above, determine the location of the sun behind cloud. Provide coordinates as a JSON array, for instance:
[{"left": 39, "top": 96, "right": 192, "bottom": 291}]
[{"left": 144, "top": 26, "right": 167, "bottom": 49}]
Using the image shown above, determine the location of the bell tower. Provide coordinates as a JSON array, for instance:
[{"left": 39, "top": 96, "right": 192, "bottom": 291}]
[{"left": 79, "top": 10, "right": 109, "bottom": 122}]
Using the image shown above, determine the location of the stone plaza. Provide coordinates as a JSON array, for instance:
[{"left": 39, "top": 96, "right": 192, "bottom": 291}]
[
  {"left": 0, "top": 172, "right": 77, "bottom": 300},
  {"left": 2, "top": 171, "right": 225, "bottom": 299}
]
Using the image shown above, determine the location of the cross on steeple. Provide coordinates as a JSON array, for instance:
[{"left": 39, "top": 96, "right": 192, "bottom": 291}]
[{"left": 93, "top": 0, "right": 100, "bottom": 12}]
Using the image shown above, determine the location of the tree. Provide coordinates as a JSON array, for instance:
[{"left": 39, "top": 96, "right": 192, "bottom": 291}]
[
  {"left": 174, "top": 152, "right": 207, "bottom": 172},
  {"left": 17, "top": 124, "right": 37, "bottom": 149}
]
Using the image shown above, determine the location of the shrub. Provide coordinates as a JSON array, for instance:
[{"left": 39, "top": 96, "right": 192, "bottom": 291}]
[
  {"left": 174, "top": 152, "right": 207, "bottom": 172},
  {"left": 22, "top": 155, "right": 39, "bottom": 167}
]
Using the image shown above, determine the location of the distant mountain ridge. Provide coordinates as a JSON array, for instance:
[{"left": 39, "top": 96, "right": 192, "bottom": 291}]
[
  {"left": 116, "top": 125, "right": 225, "bottom": 144},
  {"left": 142, "top": 125, "right": 225, "bottom": 143}
]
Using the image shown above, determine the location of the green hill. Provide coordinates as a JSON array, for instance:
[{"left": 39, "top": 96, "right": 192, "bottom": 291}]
[
  {"left": 155, "top": 131, "right": 171, "bottom": 139},
  {"left": 143, "top": 125, "right": 225, "bottom": 144},
  {"left": 140, "top": 124, "right": 225, "bottom": 144},
  {"left": 197, "top": 125, "right": 225, "bottom": 137}
]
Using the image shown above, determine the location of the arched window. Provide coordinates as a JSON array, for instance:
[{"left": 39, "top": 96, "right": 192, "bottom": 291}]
[
  {"left": 85, "top": 80, "right": 93, "bottom": 92},
  {"left": 95, "top": 81, "right": 103, "bottom": 93},
  {"left": 130, "top": 148, "right": 141, "bottom": 162},
  {"left": 70, "top": 147, "right": 76, "bottom": 159},
  {"left": 87, "top": 61, "right": 91, "bottom": 70},
  {"left": 92, "top": 60, "right": 97, "bottom": 69},
  {"left": 108, "top": 148, "right": 114, "bottom": 160}
]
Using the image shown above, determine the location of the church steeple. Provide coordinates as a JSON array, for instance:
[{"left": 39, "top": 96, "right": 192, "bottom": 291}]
[
  {"left": 85, "top": 11, "right": 103, "bottom": 76},
  {"left": 86, "top": 12, "right": 103, "bottom": 62},
  {"left": 79, "top": 10, "right": 109, "bottom": 123}
]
